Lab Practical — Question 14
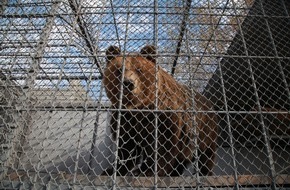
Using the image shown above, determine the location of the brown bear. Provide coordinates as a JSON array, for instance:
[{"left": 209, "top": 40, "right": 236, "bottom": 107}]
[{"left": 102, "top": 45, "right": 217, "bottom": 176}]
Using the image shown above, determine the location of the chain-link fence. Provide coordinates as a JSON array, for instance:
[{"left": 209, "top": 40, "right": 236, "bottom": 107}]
[{"left": 0, "top": 0, "right": 289, "bottom": 189}]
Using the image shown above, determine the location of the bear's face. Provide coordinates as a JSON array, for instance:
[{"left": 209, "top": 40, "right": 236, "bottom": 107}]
[{"left": 103, "top": 45, "right": 157, "bottom": 108}]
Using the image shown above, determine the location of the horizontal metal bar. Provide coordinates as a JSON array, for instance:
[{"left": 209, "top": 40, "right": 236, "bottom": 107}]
[
  {"left": 1, "top": 53, "right": 289, "bottom": 60},
  {"left": 3, "top": 1, "right": 61, "bottom": 6},
  {"left": 5, "top": 105, "right": 289, "bottom": 114},
  {"left": 0, "top": 39, "right": 234, "bottom": 46},
  {"left": 3, "top": 12, "right": 289, "bottom": 19},
  {"left": 3, "top": 171, "right": 290, "bottom": 188},
  {"left": 0, "top": 22, "right": 238, "bottom": 28},
  {"left": 0, "top": 75, "right": 102, "bottom": 81},
  {"left": 2, "top": 3, "right": 254, "bottom": 13},
  {"left": 3, "top": 4, "right": 251, "bottom": 11}
]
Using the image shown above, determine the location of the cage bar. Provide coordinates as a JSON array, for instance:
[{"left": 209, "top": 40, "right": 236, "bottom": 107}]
[{"left": 0, "top": 0, "right": 289, "bottom": 189}]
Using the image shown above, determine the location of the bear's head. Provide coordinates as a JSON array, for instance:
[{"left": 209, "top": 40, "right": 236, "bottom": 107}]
[{"left": 103, "top": 45, "right": 158, "bottom": 108}]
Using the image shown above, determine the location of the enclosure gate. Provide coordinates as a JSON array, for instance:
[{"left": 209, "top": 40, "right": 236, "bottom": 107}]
[{"left": 0, "top": 0, "right": 289, "bottom": 189}]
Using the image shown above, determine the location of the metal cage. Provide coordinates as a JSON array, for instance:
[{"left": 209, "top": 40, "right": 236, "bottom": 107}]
[{"left": 0, "top": 0, "right": 289, "bottom": 189}]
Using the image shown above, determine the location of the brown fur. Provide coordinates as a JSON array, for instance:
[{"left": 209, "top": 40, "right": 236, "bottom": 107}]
[{"left": 103, "top": 45, "right": 218, "bottom": 176}]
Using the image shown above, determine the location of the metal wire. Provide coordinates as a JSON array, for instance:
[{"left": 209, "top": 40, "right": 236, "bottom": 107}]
[{"left": 0, "top": 0, "right": 289, "bottom": 189}]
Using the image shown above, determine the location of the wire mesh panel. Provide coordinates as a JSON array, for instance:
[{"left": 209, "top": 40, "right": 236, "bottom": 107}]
[{"left": 0, "top": 0, "right": 289, "bottom": 189}]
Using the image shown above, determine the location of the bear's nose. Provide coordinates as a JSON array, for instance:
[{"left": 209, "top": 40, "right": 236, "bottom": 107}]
[{"left": 123, "top": 79, "right": 135, "bottom": 91}]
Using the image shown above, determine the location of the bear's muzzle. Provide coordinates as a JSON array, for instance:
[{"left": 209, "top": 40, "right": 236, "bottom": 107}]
[{"left": 123, "top": 79, "right": 135, "bottom": 94}]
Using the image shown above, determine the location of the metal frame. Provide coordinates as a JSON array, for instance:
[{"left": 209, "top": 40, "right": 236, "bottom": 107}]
[{"left": 0, "top": 0, "right": 289, "bottom": 189}]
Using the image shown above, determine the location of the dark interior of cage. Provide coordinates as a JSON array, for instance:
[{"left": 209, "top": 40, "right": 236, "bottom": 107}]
[{"left": 204, "top": 0, "right": 290, "bottom": 177}]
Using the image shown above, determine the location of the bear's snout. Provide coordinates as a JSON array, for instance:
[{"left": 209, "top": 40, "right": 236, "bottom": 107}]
[{"left": 123, "top": 79, "right": 135, "bottom": 93}]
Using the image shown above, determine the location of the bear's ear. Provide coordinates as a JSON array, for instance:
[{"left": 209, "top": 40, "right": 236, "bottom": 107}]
[
  {"left": 106, "top": 46, "right": 121, "bottom": 61},
  {"left": 140, "top": 45, "right": 156, "bottom": 64}
]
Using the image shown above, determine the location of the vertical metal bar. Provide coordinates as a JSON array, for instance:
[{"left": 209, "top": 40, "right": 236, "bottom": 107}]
[
  {"left": 68, "top": 0, "right": 103, "bottom": 76},
  {"left": 84, "top": 51, "right": 102, "bottom": 174},
  {"left": 259, "top": 0, "right": 290, "bottom": 105},
  {"left": 0, "top": 0, "right": 7, "bottom": 15},
  {"left": 34, "top": 112, "right": 49, "bottom": 186},
  {"left": 208, "top": 1, "right": 239, "bottom": 189},
  {"left": 2, "top": 3, "right": 25, "bottom": 172},
  {"left": 112, "top": 1, "right": 131, "bottom": 189},
  {"left": 171, "top": 0, "right": 192, "bottom": 76},
  {"left": 26, "top": 1, "right": 58, "bottom": 186},
  {"left": 25, "top": 1, "right": 57, "bottom": 96},
  {"left": 185, "top": 30, "right": 200, "bottom": 189},
  {"left": 86, "top": 2, "right": 107, "bottom": 173},
  {"left": 258, "top": 1, "right": 289, "bottom": 189},
  {"left": 69, "top": 0, "right": 94, "bottom": 184},
  {"left": 281, "top": 0, "right": 289, "bottom": 16},
  {"left": 73, "top": 109, "right": 86, "bottom": 185},
  {"left": 153, "top": 0, "right": 159, "bottom": 189},
  {"left": 153, "top": 0, "right": 158, "bottom": 48},
  {"left": 110, "top": 0, "right": 121, "bottom": 48},
  {"left": 89, "top": 84, "right": 104, "bottom": 174},
  {"left": 217, "top": 60, "right": 239, "bottom": 190},
  {"left": 195, "top": 0, "right": 229, "bottom": 74},
  {"left": 230, "top": 0, "right": 277, "bottom": 189}
]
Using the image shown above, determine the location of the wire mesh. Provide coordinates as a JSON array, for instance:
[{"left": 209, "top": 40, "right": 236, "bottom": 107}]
[{"left": 0, "top": 0, "right": 289, "bottom": 189}]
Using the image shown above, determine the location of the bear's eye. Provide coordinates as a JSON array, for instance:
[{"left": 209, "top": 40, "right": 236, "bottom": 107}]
[{"left": 114, "top": 68, "right": 122, "bottom": 75}]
